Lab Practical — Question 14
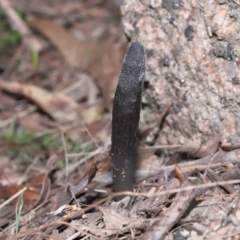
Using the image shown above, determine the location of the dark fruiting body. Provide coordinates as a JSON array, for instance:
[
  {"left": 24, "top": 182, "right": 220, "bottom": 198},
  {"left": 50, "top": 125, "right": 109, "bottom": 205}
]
[{"left": 111, "top": 42, "right": 145, "bottom": 200}]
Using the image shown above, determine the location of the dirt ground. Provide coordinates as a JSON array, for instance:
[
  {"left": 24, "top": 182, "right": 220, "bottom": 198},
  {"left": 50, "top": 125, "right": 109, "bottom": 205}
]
[{"left": 0, "top": 0, "right": 240, "bottom": 239}]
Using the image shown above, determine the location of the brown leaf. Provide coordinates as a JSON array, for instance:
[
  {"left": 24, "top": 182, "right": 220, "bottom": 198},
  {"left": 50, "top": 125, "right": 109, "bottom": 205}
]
[
  {"left": 33, "top": 155, "right": 58, "bottom": 207},
  {"left": 174, "top": 165, "right": 185, "bottom": 183},
  {"left": 24, "top": 187, "right": 41, "bottom": 204},
  {"left": 29, "top": 18, "right": 93, "bottom": 68},
  {"left": 88, "top": 161, "right": 98, "bottom": 184},
  {"left": 29, "top": 18, "right": 127, "bottom": 109},
  {"left": 0, "top": 184, "right": 40, "bottom": 204},
  {"left": 0, "top": 79, "right": 78, "bottom": 123},
  {"left": 97, "top": 157, "right": 111, "bottom": 175},
  {"left": 87, "top": 37, "right": 127, "bottom": 109}
]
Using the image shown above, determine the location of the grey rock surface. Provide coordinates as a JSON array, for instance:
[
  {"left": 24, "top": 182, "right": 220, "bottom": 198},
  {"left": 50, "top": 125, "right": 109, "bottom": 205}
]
[{"left": 121, "top": 0, "right": 240, "bottom": 145}]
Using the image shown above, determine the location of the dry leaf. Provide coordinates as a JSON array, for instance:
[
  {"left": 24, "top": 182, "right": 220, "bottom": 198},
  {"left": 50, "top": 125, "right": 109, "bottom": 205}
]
[
  {"left": 71, "top": 220, "right": 115, "bottom": 237},
  {"left": 0, "top": 217, "right": 10, "bottom": 229},
  {"left": 18, "top": 113, "right": 48, "bottom": 132},
  {"left": 50, "top": 179, "right": 88, "bottom": 211},
  {"left": 196, "top": 134, "right": 221, "bottom": 158},
  {"left": 88, "top": 161, "right": 98, "bottom": 184},
  {"left": 0, "top": 79, "right": 78, "bottom": 123},
  {"left": 99, "top": 207, "right": 130, "bottom": 230},
  {"left": 33, "top": 155, "right": 58, "bottom": 207},
  {"left": 29, "top": 18, "right": 94, "bottom": 68},
  {"left": 87, "top": 37, "right": 127, "bottom": 109},
  {"left": 179, "top": 134, "right": 221, "bottom": 158},
  {"left": 0, "top": 184, "right": 39, "bottom": 204},
  {"left": 179, "top": 134, "right": 202, "bottom": 157},
  {"left": 0, "top": 156, "right": 57, "bottom": 205},
  {"left": 0, "top": 171, "right": 27, "bottom": 186},
  {"left": 50, "top": 228, "right": 75, "bottom": 240},
  {"left": 29, "top": 18, "right": 127, "bottom": 109},
  {"left": 174, "top": 165, "right": 185, "bottom": 183}
]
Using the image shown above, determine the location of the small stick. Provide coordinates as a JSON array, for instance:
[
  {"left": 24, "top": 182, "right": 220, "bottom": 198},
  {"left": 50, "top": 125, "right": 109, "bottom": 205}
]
[
  {"left": 207, "top": 169, "right": 235, "bottom": 194},
  {"left": 142, "top": 180, "right": 211, "bottom": 240},
  {"left": 111, "top": 42, "right": 145, "bottom": 200},
  {"left": 0, "top": 187, "right": 27, "bottom": 210}
]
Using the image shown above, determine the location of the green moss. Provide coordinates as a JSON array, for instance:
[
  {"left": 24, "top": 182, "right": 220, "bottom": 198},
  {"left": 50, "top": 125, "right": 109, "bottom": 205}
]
[{"left": 2, "top": 121, "right": 83, "bottom": 167}]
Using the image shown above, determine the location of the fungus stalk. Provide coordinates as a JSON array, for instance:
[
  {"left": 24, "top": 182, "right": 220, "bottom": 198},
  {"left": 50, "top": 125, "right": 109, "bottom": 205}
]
[{"left": 111, "top": 42, "right": 145, "bottom": 200}]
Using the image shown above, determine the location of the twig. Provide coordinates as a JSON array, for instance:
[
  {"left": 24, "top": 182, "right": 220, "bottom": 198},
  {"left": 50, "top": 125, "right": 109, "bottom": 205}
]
[
  {"left": 207, "top": 169, "right": 235, "bottom": 194},
  {"left": 93, "top": 149, "right": 240, "bottom": 186},
  {"left": 0, "top": 105, "right": 36, "bottom": 128},
  {"left": 60, "top": 129, "right": 69, "bottom": 182},
  {"left": 139, "top": 144, "right": 181, "bottom": 150},
  {"left": 7, "top": 179, "right": 240, "bottom": 239},
  {"left": 0, "top": 74, "right": 100, "bottom": 133},
  {"left": 2, "top": 45, "right": 24, "bottom": 77},
  {"left": 55, "top": 147, "right": 104, "bottom": 181},
  {"left": 0, "top": 187, "right": 27, "bottom": 210},
  {"left": 203, "top": 151, "right": 219, "bottom": 178},
  {"left": 66, "top": 232, "right": 81, "bottom": 240},
  {"left": 33, "top": 155, "right": 58, "bottom": 208},
  {"left": 139, "top": 142, "right": 240, "bottom": 153},
  {"left": 0, "top": 0, "right": 43, "bottom": 51},
  {"left": 80, "top": 120, "right": 100, "bottom": 149},
  {"left": 142, "top": 180, "right": 212, "bottom": 240},
  {"left": 140, "top": 103, "right": 172, "bottom": 139},
  {"left": 135, "top": 149, "right": 240, "bottom": 180},
  {"left": 15, "top": 193, "right": 24, "bottom": 234}
]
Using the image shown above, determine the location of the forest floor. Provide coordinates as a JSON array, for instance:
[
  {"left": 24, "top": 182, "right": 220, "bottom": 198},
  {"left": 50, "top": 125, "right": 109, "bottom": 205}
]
[{"left": 0, "top": 0, "right": 240, "bottom": 239}]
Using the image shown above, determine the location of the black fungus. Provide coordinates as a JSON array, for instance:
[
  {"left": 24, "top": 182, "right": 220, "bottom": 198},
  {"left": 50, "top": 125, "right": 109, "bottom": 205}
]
[{"left": 111, "top": 42, "right": 145, "bottom": 200}]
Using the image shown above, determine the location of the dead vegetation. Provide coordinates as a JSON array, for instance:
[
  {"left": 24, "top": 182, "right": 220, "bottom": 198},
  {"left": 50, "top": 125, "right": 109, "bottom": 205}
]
[{"left": 0, "top": 0, "right": 240, "bottom": 239}]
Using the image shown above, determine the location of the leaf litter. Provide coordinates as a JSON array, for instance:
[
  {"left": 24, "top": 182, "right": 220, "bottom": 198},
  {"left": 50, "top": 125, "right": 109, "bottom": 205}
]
[{"left": 0, "top": 0, "right": 240, "bottom": 239}]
